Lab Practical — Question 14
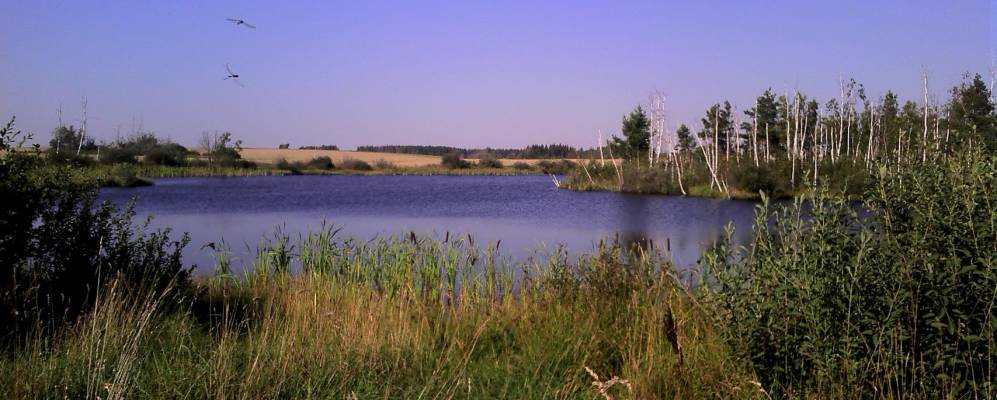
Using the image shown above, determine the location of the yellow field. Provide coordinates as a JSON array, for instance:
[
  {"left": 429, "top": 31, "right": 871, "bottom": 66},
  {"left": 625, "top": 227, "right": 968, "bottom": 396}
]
[{"left": 238, "top": 148, "right": 587, "bottom": 167}]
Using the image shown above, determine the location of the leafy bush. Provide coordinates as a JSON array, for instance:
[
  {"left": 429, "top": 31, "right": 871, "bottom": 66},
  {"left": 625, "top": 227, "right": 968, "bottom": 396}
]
[
  {"left": 512, "top": 162, "right": 532, "bottom": 170},
  {"left": 339, "top": 159, "right": 372, "bottom": 171},
  {"left": 373, "top": 159, "right": 395, "bottom": 169},
  {"left": 48, "top": 126, "right": 95, "bottom": 153},
  {"left": 441, "top": 152, "right": 471, "bottom": 169},
  {"left": 99, "top": 146, "right": 138, "bottom": 164},
  {"left": 142, "top": 143, "right": 189, "bottom": 166},
  {"left": 703, "top": 149, "right": 997, "bottom": 396},
  {"left": 306, "top": 156, "right": 334, "bottom": 170},
  {"left": 730, "top": 163, "right": 787, "bottom": 197},
  {"left": 1, "top": 123, "right": 189, "bottom": 335},
  {"left": 477, "top": 153, "right": 503, "bottom": 168},
  {"left": 47, "top": 150, "right": 95, "bottom": 167},
  {"left": 536, "top": 159, "right": 577, "bottom": 175}
]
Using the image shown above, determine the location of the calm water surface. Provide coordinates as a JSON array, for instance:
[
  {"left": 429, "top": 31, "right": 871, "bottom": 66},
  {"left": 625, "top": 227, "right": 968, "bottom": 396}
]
[{"left": 98, "top": 175, "right": 758, "bottom": 272}]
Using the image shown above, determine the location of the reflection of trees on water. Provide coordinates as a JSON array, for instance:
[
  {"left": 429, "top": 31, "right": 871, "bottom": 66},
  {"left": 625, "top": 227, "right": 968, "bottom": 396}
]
[{"left": 619, "top": 194, "right": 655, "bottom": 254}]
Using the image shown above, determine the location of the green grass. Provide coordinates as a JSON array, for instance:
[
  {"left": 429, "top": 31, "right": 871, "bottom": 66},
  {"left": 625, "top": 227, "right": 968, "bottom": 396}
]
[{"left": 1, "top": 234, "right": 749, "bottom": 399}]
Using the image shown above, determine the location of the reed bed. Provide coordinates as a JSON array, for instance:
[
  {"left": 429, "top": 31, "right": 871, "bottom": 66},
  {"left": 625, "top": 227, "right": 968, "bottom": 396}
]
[{"left": 1, "top": 230, "right": 753, "bottom": 399}]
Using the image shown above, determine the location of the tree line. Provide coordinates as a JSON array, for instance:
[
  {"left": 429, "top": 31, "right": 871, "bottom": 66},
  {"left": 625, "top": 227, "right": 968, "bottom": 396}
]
[
  {"left": 356, "top": 144, "right": 600, "bottom": 159},
  {"left": 578, "top": 73, "right": 997, "bottom": 197}
]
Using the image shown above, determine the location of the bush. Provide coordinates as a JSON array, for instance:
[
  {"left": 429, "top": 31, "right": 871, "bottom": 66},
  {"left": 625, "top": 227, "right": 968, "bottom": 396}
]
[
  {"left": 373, "top": 159, "right": 395, "bottom": 170},
  {"left": 46, "top": 150, "right": 95, "bottom": 167},
  {"left": 536, "top": 159, "right": 577, "bottom": 175},
  {"left": 731, "top": 163, "right": 787, "bottom": 197},
  {"left": 0, "top": 141, "right": 189, "bottom": 335},
  {"left": 704, "top": 149, "right": 997, "bottom": 396},
  {"left": 306, "top": 156, "right": 334, "bottom": 170},
  {"left": 512, "top": 162, "right": 532, "bottom": 170},
  {"left": 143, "top": 143, "right": 189, "bottom": 166},
  {"left": 477, "top": 153, "right": 503, "bottom": 168},
  {"left": 104, "top": 164, "right": 153, "bottom": 187},
  {"left": 99, "top": 146, "right": 138, "bottom": 164},
  {"left": 274, "top": 158, "right": 301, "bottom": 174},
  {"left": 339, "top": 159, "right": 372, "bottom": 171},
  {"left": 441, "top": 152, "right": 471, "bottom": 169}
]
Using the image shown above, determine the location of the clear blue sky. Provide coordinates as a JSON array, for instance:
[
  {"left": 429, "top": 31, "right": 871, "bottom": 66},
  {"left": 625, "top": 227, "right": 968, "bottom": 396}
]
[{"left": 1, "top": 0, "right": 993, "bottom": 149}]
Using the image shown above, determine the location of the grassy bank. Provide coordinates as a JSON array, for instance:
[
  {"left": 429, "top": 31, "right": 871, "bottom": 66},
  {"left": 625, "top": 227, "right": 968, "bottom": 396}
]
[
  {"left": 2, "top": 235, "right": 747, "bottom": 398},
  {"left": 562, "top": 156, "right": 869, "bottom": 200},
  {"left": 4, "top": 116, "right": 997, "bottom": 397},
  {"left": 4, "top": 149, "right": 995, "bottom": 398},
  {"left": 89, "top": 162, "right": 544, "bottom": 187}
]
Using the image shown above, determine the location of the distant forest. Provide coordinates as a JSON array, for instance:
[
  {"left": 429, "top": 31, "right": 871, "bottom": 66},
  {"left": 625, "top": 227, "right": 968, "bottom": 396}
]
[{"left": 355, "top": 144, "right": 598, "bottom": 159}]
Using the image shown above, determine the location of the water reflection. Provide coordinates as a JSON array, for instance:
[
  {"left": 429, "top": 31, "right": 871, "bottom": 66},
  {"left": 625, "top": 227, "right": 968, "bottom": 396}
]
[{"left": 98, "top": 175, "right": 759, "bottom": 272}]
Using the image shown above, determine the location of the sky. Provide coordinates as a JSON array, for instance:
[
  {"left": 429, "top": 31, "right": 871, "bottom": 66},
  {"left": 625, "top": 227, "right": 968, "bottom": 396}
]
[{"left": 1, "top": 1, "right": 994, "bottom": 149}]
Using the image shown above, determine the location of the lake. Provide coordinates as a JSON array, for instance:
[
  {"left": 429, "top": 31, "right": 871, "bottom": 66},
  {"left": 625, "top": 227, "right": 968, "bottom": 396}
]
[{"left": 98, "top": 175, "right": 759, "bottom": 273}]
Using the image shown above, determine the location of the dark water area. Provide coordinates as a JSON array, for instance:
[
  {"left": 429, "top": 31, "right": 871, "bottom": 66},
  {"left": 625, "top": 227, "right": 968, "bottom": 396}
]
[{"left": 98, "top": 175, "right": 759, "bottom": 273}]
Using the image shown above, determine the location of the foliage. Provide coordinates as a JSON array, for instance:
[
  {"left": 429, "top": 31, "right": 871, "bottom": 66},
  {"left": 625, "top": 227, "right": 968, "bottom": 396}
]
[
  {"left": 48, "top": 126, "right": 96, "bottom": 154},
  {"left": 440, "top": 152, "right": 470, "bottom": 169},
  {"left": 99, "top": 146, "right": 139, "bottom": 164},
  {"left": 358, "top": 143, "right": 597, "bottom": 159},
  {"left": 0, "top": 121, "right": 189, "bottom": 337},
  {"left": 338, "top": 158, "right": 372, "bottom": 171},
  {"left": 702, "top": 149, "right": 997, "bottom": 397},
  {"left": 476, "top": 153, "right": 503, "bottom": 168},
  {"left": 609, "top": 106, "right": 650, "bottom": 160},
  {"left": 305, "top": 156, "right": 334, "bottom": 170},
  {"left": 299, "top": 144, "right": 340, "bottom": 150},
  {"left": 536, "top": 159, "right": 577, "bottom": 175},
  {"left": 947, "top": 73, "right": 997, "bottom": 151},
  {"left": 2, "top": 231, "right": 743, "bottom": 398}
]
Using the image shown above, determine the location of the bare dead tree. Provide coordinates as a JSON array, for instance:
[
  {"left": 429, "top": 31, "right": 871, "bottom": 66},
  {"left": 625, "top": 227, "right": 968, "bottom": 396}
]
[
  {"left": 752, "top": 98, "right": 759, "bottom": 167},
  {"left": 922, "top": 70, "right": 929, "bottom": 163},
  {"left": 597, "top": 130, "right": 606, "bottom": 167},
  {"left": 76, "top": 97, "right": 88, "bottom": 156}
]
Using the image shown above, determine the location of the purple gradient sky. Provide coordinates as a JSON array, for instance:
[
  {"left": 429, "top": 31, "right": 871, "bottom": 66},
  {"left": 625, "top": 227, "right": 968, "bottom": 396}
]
[{"left": 2, "top": 1, "right": 994, "bottom": 149}]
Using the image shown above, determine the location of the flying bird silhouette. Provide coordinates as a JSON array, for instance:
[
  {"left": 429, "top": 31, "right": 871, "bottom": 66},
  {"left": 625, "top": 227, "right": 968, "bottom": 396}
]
[
  {"left": 224, "top": 64, "right": 244, "bottom": 87},
  {"left": 226, "top": 18, "right": 256, "bottom": 29}
]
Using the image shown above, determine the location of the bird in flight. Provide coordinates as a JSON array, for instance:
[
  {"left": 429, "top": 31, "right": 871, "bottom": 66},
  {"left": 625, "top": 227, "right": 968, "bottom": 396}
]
[
  {"left": 224, "top": 64, "right": 244, "bottom": 87},
  {"left": 226, "top": 18, "right": 256, "bottom": 29}
]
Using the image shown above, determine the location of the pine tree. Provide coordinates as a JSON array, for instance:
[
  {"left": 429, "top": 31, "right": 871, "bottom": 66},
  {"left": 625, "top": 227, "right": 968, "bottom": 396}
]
[
  {"left": 676, "top": 124, "right": 696, "bottom": 152},
  {"left": 947, "top": 73, "right": 997, "bottom": 151},
  {"left": 610, "top": 106, "right": 651, "bottom": 160}
]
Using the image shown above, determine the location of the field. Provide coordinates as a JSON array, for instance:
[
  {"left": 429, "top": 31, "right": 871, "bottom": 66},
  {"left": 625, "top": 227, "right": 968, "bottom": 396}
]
[{"left": 238, "top": 148, "right": 585, "bottom": 167}]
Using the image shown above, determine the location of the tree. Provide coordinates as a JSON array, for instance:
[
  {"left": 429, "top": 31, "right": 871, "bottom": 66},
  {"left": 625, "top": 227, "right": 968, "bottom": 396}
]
[
  {"left": 947, "top": 73, "right": 997, "bottom": 151},
  {"left": 49, "top": 126, "right": 95, "bottom": 154},
  {"left": 200, "top": 131, "right": 242, "bottom": 167},
  {"left": 743, "top": 90, "right": 783, "bottom": 156},
  {"left": 676, "top": 124, "right": 696, "bottom": 152},
  {"left": 609, "top": 106, "right": 650, "bottom": 160},
  {"left": 699, "top": 101, "right": 734, "bottom": 153}
]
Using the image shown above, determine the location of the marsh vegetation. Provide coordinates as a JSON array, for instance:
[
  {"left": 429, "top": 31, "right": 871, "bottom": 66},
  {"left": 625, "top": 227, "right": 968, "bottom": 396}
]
[{"left": 2, "top": 99, "right": 996, "bottom": 397}]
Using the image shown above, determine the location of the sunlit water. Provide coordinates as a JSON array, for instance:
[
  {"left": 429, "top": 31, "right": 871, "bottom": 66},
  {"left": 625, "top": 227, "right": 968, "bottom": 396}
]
[{"left": 98, "top": 175, "right": 759, "bottom": 273}]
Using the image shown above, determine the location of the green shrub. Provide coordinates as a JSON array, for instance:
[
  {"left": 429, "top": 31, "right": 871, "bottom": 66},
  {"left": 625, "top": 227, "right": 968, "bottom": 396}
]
[
  {"left": 703, "top": 149, "right": 997, "bottom": 397},
  {"left": 143, "top": 143, "right": 189, "bottom": 166},
  {"left": 339, "top": 159, "right": 372, "bottom": 171},
  {"left": 731, "top": 163, "right": 786, "bottom": 197},
  {"left": 536, "top": 159, "right": 576, "bottom": 174},
  {"left": 99, "top": 146, "right": 138, "bottom": 164},
  {"left": 373, "top": 159, "right": 395, "bottom": 169},
  {"left": 441, "top": 152, "right": 470, "bottom": 169},
  {"left": 306, "top": 156, "right": 334, "bottom": 170},
  {"left": 0, "top": 126, "right": 189, "bottom": 335},
  {"left": 477, "top": 154, "right": 503, "bottom": 168},
  {"left": 512, "top": 161, "right": 532, "bottom": 170}
]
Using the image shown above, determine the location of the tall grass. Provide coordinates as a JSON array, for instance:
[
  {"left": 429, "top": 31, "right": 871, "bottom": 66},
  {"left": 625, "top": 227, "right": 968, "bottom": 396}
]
[
  {"left": 2, "top": 233, "right": 752, "bottom": 398},
  {"left": 701, "top": 149, "right": 997, "bottom": 397}
]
